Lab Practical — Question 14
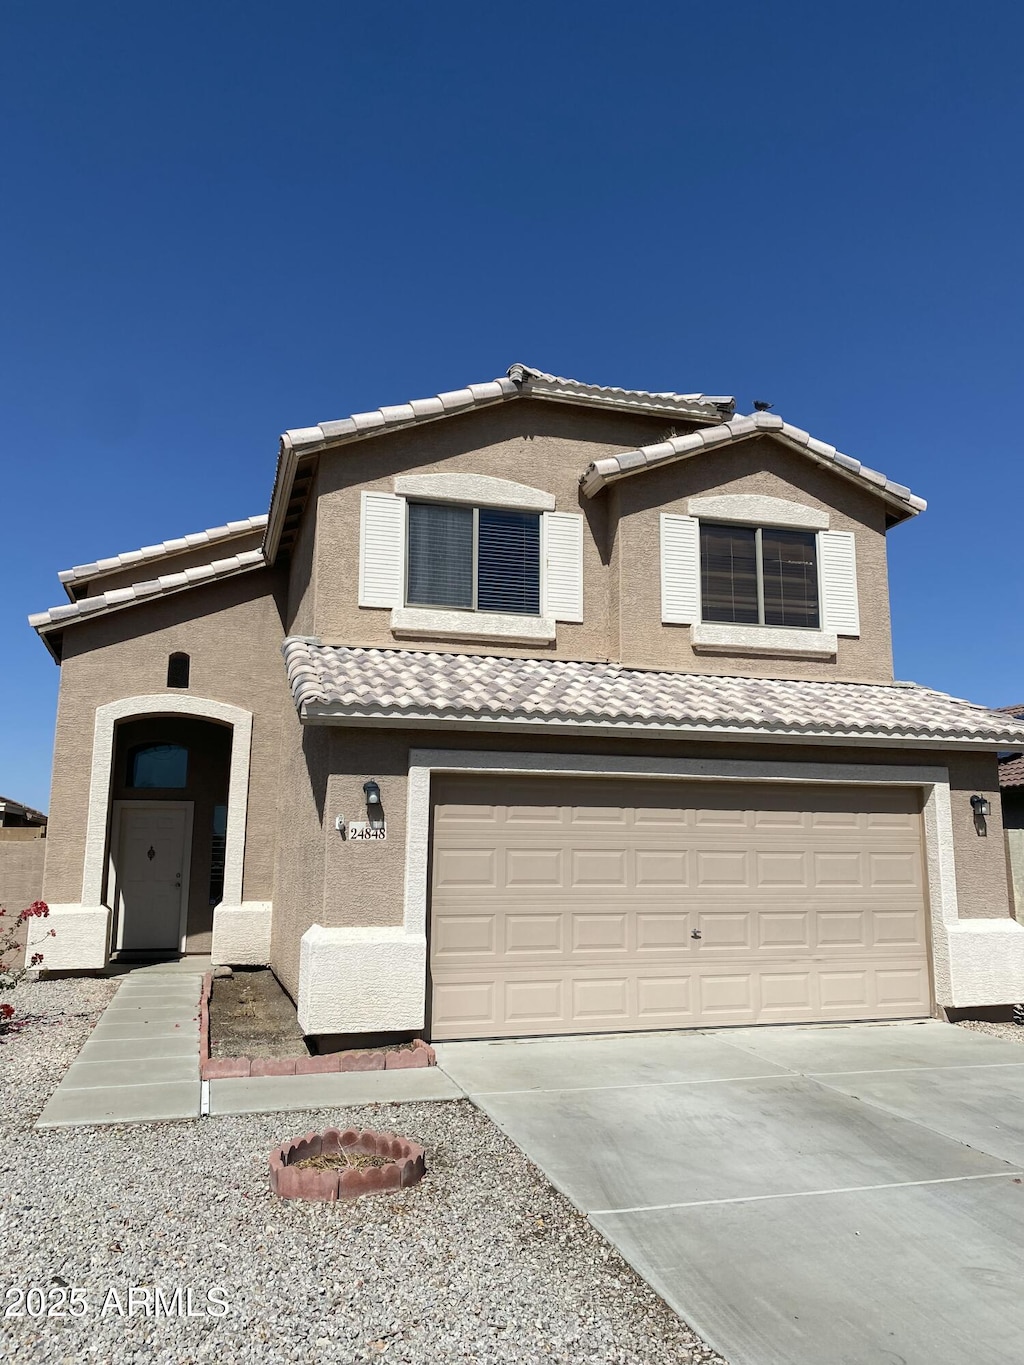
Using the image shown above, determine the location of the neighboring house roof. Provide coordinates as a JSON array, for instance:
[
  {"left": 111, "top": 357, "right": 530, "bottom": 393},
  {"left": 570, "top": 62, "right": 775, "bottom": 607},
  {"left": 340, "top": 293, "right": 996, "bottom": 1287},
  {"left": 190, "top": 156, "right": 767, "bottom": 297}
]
[
  {"left": 282, "top": 641, "right": 1024, "bottom": 749},
  {"left": 0, "top": 796, "right": 47, "bottom": 824},
  {"left": 265, "top": 364, "right": 737, "bottom": 559},
  {"left": 580, "top": 410, "right": 927, "bottom": 521},
  {"left": 57, "top": 514, "right": 268, "bottom": 600},
  {"left": 996, "top": 705, "right": 1024, "bottom": 788},
  {"left": 30, "top": 548, "right": 267, "bottom": 659}
]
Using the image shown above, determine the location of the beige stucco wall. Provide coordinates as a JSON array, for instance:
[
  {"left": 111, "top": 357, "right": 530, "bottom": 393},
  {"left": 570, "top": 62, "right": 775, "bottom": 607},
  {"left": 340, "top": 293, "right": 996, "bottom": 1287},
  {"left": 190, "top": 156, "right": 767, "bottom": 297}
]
[
  {"left": 269, "top": 728, "right": 1012, "bottom": 1000},
  {"left": 612, "top": 436, "right": 897, "bottom": 681},
  {"left": 42, "top": 569, "right": 292, "bottom": 940},
  {"left": 310, "top": 400, "right": 669, "bottom": 661},
  {"left": 65, "top": 527, "right": 266, "bottom": 602},
  {"left": 301, "top": 402, "right": 907, "bottom": 683},
  {"left": 286, "top": 466, "right": 318, "bottom": 636},
  {"left": 0, "top": 839, "right": 47, "bottom": 970}
]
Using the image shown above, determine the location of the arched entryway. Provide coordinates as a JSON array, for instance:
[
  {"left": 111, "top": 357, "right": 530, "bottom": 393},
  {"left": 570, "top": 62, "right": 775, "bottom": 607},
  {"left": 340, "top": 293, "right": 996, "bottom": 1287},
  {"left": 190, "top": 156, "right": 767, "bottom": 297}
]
[
  {"left": 109, "top": 716, "right": 232, "bottom": 954},
  {"left": 77, "top": 694, "right": 254, "bottom": 964}
]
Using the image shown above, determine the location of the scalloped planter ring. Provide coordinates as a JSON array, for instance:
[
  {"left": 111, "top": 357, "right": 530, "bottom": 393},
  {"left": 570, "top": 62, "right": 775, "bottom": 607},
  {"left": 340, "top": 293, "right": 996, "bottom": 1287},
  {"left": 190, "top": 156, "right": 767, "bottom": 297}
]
[{"left": 269, "top": 1129, "right": 426, "bottom": 1202}]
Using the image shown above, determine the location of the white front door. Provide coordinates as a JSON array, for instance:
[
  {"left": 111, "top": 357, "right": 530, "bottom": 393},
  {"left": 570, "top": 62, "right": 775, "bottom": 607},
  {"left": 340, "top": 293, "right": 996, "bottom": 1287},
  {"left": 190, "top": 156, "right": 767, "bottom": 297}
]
[{"left": 114, "top": 804, "right": 191, "bottom": 953}]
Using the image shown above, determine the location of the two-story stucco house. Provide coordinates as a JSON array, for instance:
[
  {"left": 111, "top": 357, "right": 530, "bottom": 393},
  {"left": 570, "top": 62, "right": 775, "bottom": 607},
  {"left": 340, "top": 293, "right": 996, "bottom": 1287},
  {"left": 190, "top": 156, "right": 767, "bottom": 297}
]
[{"left": 27, "top": 364, "right": 1024, "bottom": 1045}]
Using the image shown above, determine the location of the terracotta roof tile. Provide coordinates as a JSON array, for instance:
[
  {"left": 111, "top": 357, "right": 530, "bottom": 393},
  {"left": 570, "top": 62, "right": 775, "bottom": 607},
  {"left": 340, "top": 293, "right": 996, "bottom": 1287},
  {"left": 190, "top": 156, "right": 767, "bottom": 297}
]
[
  {"left": 282, "top": 641, "right": 1024, "bottom": 747},
  {"left": 57, "top": 514, "right": 268, "bottom": 587},
  {"left": 581, "top": 411, "right": 926, "bottom": 516}
]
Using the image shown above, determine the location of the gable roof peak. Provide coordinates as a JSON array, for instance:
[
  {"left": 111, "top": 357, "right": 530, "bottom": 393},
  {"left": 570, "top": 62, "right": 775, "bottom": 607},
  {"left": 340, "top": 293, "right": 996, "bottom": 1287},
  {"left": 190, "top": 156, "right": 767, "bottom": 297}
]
[
  {"left": 506, "top": 363, "right": 735, "bottom": 421},
  {"left": 580, "top": 408, "right": 926, "bottom": 520}
]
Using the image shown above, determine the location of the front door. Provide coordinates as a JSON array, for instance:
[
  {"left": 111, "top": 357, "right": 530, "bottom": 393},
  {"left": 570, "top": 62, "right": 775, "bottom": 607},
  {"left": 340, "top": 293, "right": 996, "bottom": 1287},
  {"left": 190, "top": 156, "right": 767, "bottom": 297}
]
[{"left": 114, "top": 803, "right": 191, "bottom": 953}]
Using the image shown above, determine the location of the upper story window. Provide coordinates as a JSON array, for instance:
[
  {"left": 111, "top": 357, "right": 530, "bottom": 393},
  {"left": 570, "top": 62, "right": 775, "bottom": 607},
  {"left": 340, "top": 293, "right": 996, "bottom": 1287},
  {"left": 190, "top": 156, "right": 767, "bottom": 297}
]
[
  {"left": 700, "top": 523, "right": 820, "bottom": 630},
  {"left": 406, "top": 502, "right": 541, "bottom": 616},
  {"left": 128, "top": 743, "right": 188, "bottom": 789}
]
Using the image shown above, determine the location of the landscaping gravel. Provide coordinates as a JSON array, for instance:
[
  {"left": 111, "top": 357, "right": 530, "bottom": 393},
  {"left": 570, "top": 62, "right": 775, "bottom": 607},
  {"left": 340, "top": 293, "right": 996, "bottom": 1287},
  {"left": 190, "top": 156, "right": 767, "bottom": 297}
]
[
  {"left": 0, "top": 979, "right": 726, "bottom": 1364},
  {"left": 956, "top": 1018, "right": 1024, "bottom": 1045}
]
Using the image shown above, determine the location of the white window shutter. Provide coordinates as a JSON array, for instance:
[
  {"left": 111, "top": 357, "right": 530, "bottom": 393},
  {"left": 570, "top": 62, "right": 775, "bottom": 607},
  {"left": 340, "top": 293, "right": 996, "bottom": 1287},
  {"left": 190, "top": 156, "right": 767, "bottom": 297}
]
[
  {"left": 358, "top": 491, "right": 405, "bottom": 608},
  {"left": 819, "top": 530, "right": 860, "bottom": 636},
  {"left": 541, "top": 512, "right": 584, "bottom": 622},
  {"left": 660, "top": 513, "right": 701, "bottom": 624}
]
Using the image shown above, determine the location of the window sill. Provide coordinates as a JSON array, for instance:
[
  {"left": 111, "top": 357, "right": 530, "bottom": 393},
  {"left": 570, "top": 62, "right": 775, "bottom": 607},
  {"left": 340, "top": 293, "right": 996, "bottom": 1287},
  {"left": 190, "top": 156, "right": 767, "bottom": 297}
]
[
  {"left": 391, "top": 607, "right": 556, "bottom": 645},
  {"left": 691, "top": 622, "right": 838, "bottom": 659}
]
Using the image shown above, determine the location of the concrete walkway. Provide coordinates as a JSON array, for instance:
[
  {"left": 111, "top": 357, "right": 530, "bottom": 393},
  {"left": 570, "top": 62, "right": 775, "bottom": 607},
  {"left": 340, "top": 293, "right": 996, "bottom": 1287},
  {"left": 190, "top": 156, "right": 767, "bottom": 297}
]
[
  {"left": 436, "top": 1021, "right": 1024, "bottom": 1365},
  {"left": 37, "top": 969, "right": 205, "bottom": 1127},
  {"left": 36, "top": 966, "right": 463, "bottom": 1126}
]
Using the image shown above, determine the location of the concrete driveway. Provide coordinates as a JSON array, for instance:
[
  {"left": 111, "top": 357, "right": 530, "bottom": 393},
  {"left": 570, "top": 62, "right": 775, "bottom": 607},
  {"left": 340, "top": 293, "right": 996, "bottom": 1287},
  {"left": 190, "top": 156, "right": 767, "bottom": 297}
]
[{"left": 435, "top": 1021, "right": 1024, "bottom": 1365}]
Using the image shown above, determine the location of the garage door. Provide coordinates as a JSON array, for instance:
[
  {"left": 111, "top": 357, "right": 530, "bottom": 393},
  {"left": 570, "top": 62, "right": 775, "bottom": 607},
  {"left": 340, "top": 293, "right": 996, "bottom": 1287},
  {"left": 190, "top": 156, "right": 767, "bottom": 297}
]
[{"left": 429, "top": 776, "right": 930, "bottom": 1040}]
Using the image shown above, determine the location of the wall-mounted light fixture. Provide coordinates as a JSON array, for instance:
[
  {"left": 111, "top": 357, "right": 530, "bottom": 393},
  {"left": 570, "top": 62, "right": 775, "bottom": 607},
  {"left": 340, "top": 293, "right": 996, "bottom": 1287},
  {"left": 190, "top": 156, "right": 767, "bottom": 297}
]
[
  {"left": 363, "top": 779, "right": 384, "bottom": 830},
  {"left": 970, "top": 794, "right": 992, "bottom": 817}
]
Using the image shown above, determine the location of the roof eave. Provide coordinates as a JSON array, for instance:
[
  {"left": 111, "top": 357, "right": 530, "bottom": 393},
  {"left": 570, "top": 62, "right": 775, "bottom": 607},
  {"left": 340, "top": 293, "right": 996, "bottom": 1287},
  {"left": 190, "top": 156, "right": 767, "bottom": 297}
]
[
  {"left": 296, "top": 703, "right": 1017, "bottom": 749},
  {"left": 580, "top": 419, "right": 925, "bottom": 522}
]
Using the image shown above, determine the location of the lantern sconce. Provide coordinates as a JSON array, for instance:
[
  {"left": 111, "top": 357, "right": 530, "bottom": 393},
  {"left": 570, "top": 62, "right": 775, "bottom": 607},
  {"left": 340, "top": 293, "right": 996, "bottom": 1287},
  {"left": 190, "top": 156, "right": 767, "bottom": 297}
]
[
  {"left": 363, "top": 779, "right": 385, "bottom": 829},
  {"left": 970, "top": 794, "right": 991, "bottom": 817}
]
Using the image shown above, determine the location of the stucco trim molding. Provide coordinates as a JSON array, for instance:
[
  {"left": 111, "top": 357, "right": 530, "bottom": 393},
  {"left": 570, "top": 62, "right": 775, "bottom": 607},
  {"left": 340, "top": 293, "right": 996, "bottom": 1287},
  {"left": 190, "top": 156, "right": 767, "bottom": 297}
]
[
  {"left": 297, "top": 924, "right": 427, "bottom": 1035},
  {"left": 687, "top": 494, "right": 830, "bottom": 530},
  {"left": 211, "top": 901, "right": 273, "bottom": 967},
  {"left": 691, "top": 622, "right": 838, "bottom": 659},
  {"left": 27, "top": 904, "right": 111, "bottom": 972},
  {"left": 77, "top": 695, "right": 253, "bottom": 959},
  {"left": 393, "top": 472, "right": 556, "bottom": 512},
  {"left": 390, "top": 607, "right": 556, "bottom": 645},
  {"left": 392, "top": 748, "right": 1024, "bottom": 1025}
]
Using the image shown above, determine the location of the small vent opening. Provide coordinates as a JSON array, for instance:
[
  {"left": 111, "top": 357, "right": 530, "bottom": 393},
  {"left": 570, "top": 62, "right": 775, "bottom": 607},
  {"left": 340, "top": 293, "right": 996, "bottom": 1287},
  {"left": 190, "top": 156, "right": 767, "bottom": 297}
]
[{"left": 167, "top": 652, "right": 190, "bottom": 689}]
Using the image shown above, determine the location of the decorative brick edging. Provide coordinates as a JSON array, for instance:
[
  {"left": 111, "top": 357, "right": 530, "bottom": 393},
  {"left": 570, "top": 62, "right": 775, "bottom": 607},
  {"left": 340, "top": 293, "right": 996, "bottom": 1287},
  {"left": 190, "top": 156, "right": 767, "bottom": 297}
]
[
  {"left": 270, "top": 1128, "right": 426, "bottom": 1202},
  {"left": 198, "top": 972, "right": 436, "bottom": 1080}
]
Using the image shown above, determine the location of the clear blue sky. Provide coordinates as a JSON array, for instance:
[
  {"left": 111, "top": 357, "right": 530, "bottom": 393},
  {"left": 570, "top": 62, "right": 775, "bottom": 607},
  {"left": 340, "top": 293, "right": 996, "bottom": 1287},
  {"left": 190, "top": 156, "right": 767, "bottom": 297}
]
[{"left": 3, "top": 2, "right": 1023, "bottom": 813}]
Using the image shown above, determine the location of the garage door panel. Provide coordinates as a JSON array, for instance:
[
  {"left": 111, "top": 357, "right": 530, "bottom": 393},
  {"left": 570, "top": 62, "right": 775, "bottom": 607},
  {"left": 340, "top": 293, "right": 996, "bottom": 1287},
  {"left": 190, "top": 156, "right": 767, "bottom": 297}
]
[
  {"left": 429, "top": 778, "right": 930, "bottom": 1039},
  {"left": 635, "top": 850, "right": 689, "bottom": 887},
  {"left": 571, "top": 848, "right": 628, "bottom": 887},
  {"left": 505, "top": 913, "right": 563, "bottom": 954},
  {"left": 505, "top": 846, "right": 564, "bottom": 887},
  {"left": 433, "top": 847, "right": 498, "bottom": 888},
  {"left": 505, "top": 979, "right": 564, "bottom": 1027},
  {"left": 755, "top": 850, "right": 808, "bottom": 886}
]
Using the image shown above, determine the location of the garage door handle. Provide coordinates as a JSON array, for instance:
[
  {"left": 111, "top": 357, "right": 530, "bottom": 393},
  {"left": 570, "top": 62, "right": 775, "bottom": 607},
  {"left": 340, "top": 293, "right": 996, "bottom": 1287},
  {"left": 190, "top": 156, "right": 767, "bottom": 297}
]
[{"left": 690, "top": 929, "right": 702, "bottom": 940}]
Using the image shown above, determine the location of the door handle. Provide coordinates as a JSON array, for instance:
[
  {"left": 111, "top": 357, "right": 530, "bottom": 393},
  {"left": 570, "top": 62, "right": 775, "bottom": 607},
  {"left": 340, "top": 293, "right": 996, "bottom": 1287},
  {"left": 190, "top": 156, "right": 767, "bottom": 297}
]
[
  {"left": 174, "top": 873, "right": 182, "bottom": 887},
  {"left": 690, "top": 929, "right": 702, "bottom": 940}
]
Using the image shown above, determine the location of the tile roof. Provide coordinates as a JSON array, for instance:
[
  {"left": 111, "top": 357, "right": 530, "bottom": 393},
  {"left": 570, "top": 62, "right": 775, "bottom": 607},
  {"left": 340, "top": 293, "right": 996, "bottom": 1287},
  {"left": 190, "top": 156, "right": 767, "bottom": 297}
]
[
  {"left": 30, "top": 549, "right": 266, "bottom": 632},
  {"left": 508, "top": 364, "right": 735, "bottom": 421},
  {"left": 999, "top": 754, "right": 1024, "bottom": 788},
  {"left": 282, "top": 641, "right": 1024, "bottom": 748},
  {"left": 57, "top": 514, "right": 268, "bottom": 590},
  {"left": 580, "top": 411, "right": 927, "bottom": 517},
  {"left": 280, "top": 364, "right": 734, "bottom": 457}
]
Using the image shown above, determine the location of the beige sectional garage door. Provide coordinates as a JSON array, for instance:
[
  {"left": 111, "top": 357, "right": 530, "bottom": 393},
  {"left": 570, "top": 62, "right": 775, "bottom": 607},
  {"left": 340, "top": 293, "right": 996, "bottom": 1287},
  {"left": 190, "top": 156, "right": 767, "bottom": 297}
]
[{"left": 429, "top": 776, "right": 930, "bottom": 1040}]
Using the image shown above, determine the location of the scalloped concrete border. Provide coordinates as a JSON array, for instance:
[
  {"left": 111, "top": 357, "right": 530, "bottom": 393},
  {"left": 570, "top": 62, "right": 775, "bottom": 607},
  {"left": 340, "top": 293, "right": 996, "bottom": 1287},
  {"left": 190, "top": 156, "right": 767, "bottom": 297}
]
[
  {"left": 197, "top": 973, "right": 436, "bottom": 1079},
  {"left": 269, "top": 1128, "right": 426, "bottom": 1201}
]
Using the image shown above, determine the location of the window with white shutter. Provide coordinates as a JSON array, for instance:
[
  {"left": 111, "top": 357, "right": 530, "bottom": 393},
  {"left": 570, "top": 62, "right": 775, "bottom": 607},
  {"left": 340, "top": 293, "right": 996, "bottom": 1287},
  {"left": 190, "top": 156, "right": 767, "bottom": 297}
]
[
  {"left": 358, "top": 491, "right": 405, "bottom": 608},
  {"left": 541, "top": 512, "right": 584, "bottom": 622},
  {"left": 404, "top": 501, "right": 543, "bottom": 617},
  {"left": 819, "top": 529, "right": 860, "bottom": 637}
]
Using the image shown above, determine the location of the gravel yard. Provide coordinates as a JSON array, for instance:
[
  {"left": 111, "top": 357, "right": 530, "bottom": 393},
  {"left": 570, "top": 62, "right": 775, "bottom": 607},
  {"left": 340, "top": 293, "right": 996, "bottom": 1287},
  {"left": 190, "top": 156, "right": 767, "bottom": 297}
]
[
  {"left": 0, "top": 979, "right": 725, "bottom": 1365},
  {"left": 955, "top": 1018, "right": 1024, "bottom": 1045}
]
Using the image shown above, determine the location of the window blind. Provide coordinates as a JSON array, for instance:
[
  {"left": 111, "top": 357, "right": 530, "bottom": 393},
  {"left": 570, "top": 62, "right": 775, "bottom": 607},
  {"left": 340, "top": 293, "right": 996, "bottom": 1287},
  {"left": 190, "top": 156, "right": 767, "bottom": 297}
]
[
  {"left": 700, "top": 524, "right": 759, "bottom": 623},
  {"left": 761, "top": 529, "right": 819, "bottom": 628},
  {"left": 407, "top": 502, "right": 474, "bottom": 608},
  {"left": 477, "top": 508, "right": 540, "bottom": 615}
]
